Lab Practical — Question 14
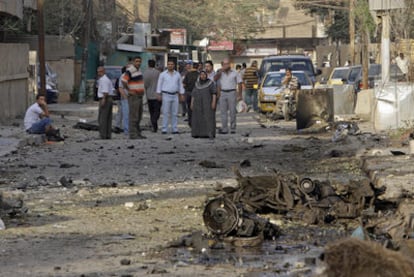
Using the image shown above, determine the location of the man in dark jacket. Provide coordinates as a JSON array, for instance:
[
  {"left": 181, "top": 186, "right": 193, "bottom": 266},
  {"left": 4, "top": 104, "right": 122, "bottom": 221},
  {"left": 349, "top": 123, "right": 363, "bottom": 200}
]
[
  {"left": 143, "top": 60, "right": 161, "bottom": 132},
  {"left": 182, "top": 62, "right": 199, "bottom": 126}
]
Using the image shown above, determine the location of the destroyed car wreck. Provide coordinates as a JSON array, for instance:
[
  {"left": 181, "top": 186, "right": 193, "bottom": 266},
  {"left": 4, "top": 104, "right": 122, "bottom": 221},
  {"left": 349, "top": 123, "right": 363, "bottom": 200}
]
[{"left": 203, "top": 168, "right": 412, "bottom": 249}]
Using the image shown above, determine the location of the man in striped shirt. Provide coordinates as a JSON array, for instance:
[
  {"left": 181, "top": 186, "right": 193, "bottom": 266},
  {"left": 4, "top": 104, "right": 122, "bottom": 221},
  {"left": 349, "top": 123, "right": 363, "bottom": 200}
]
[
  {"left": 242, "top": 60, "right": 259, "bottom": 112},
  {"left": 122, "top": 56, "right": 146, "bottom": 139}
]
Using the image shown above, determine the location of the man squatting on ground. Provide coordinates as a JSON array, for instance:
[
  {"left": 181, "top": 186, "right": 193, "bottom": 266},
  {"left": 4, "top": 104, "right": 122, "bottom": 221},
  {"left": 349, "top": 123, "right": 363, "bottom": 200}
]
[
  {"left": 156, "top": 60, "right": 185, "bottom": 134},
  {"left": 122, "top": 56, "right": 146, "bottom": 139},
  {"left": 97, "top": 66, "right": 115, "bottom": 139},
  {"left": 24, "top": 94, "right": 53, "bottom": 134}
]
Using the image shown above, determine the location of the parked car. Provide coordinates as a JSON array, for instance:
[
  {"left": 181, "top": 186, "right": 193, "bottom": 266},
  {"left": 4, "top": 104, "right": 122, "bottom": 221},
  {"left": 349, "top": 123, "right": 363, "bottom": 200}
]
[
  {"left": 258, "top": 70, "right": 313, "bottom": 113},
  {"left": 259, "top": 55, "right": 321, "bottom": 83},
  {"left": 37, "top": 63, "right": 59, "bottom": 104},
  {"left": 325, "top": 66, "right": 351, "bottom": 86},
  {"left": 355, "top": 64, "right": 405, "bottom": 91}
]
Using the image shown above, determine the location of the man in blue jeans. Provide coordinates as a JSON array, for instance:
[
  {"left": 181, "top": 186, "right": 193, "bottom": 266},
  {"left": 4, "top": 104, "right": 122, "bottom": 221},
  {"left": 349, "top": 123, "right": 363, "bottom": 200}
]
[
  {"left": 24, "top": 94, "right": 54, "bottom": 134},
  {"left": 115, "top": 66, "right": 129, "bottom": 136}
]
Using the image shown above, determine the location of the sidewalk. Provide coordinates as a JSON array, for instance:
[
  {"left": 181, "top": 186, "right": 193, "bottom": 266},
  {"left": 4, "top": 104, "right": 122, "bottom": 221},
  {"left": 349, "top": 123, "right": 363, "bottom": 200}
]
[{"left": 0, "top": 102, "right": 99, "bottom": 157}]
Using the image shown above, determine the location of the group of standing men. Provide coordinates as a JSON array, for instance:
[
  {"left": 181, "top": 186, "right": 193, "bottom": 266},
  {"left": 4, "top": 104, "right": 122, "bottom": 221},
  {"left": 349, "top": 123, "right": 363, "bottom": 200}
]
[
  {"left": 96, "top": 57, "right": 157, "bottom": 140},
  {"left": 96, "top": 56, "right": 260, "bottom": 140}
]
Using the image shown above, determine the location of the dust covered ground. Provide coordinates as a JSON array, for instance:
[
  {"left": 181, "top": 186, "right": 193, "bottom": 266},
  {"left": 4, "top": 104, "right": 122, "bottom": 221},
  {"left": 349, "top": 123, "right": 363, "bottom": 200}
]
[{"left": 0, "top": 105, "right": 392, "bottom": 276}]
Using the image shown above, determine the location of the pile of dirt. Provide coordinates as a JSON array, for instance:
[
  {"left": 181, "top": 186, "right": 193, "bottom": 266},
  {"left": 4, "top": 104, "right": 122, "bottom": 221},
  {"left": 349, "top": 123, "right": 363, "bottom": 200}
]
[{"left": 322, "top": 238, "right": 414, "bottom": 277}]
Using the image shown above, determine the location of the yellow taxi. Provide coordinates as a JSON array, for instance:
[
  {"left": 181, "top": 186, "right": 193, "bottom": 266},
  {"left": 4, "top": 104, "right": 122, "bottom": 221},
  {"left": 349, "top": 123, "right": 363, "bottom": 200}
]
[{"left": 257, "top": 70, "right": 312, "bottom": 113}]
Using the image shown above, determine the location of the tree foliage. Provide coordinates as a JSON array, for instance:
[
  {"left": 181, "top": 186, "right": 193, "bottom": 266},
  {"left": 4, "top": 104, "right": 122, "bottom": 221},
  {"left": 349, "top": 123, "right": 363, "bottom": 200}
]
[
  {"left": 326, "top": 10, "right": 349, "bottom": 43},
  {"left": 151, "top": 0, "right": 270, "bottom": 41},
  {"left": 390, "top": 0, "right": 414, "bottom": 39}
]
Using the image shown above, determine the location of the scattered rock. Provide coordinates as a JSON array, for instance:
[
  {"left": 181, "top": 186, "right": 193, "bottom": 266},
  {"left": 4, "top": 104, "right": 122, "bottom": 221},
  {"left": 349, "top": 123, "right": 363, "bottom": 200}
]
[
  {"left": 36, "top": 175, "right": 48, "bottom": 186},
  {"left": 0, "top": 191, "right": 26, "bottom": 216},
  {"left": 158, "top": 151, "right": 175, "bottom": 155},
  {"left": 59, "top": 176, "right": 74, "bottom": 188},
  {"left": 124, "top": 202, "right": 134, "bottom": 208},
  {"left": 59, "top": 163, "right": 77, "bottom": 169},
  {"left": 325, "top": 149, "right": 345, "bottom": 158},
  {"left": 282, "top": 144, "right": 305, "bottom": 152},
  {"left": 111, "top": 234, "right": 136, "bottom": 241},
  {"left": 149, "top": 267, "right": 168, "bottom": 274},
  {"left": 120, "top": 258, "right": 131, "bottom": 266},
  {"left": 252, "top": 143, "right": 264, "bottom": 148},
  {"left": 304, "top": 257, "right": 316, "bottom": 266},
  {"left": 390, "top": 150, "right": 406, "bottom": 156},
  {"left": 198, "top": 160, "right": 224, "bottom": 168},
  {"left": 240, "top": 159, "right": 251, "bottom": 168},
  {"left": 136, "top": 202, "right": 149, "bottom": 211},
  {"left": 174, "top": 261, "right": 189, "bottom": 267}
]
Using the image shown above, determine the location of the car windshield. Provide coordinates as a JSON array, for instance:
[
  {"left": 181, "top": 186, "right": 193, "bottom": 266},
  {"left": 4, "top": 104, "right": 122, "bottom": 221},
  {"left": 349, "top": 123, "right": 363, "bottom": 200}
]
[
  {"left": 263, "top": 72, "right": 311, "bottom": 87},
  {"left": 294, "top": 72, "right": 312, "bottom": 86},
  {"left": 348, "top": 67, "right": 361, "bottom": 82},
  {"left": 368, "top": 64, "right": 402, "bottom": 76},
  {"left": 390, "top": 64, "right": 403, "bottom": 75},
  {"left": 369, "top": 64, "right": 381, "bottom": 76},
  {"left": 331, "top": 68, "right": 349, "bottom": 79},
  {"left": 263, "top": 59, "right": 314, "bottom": 75},
  {"left": 263, "top": 73, "right": 283, "bottom": 87}
]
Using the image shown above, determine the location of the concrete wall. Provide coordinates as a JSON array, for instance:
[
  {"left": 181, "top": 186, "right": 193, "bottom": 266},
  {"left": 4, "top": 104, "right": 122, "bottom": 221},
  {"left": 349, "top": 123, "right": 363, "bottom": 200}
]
[
  {"left": 48, "top": 59, "right": 75, "bottom": 94},
  {"left": 4, "top": 34, "right": 76, "bottom": 94},
  {"left": 0, "top": 43, "right": 30, "bottom": 124},
  {"left": 4, "top": 35, "right": 74, "bottom": 61},
  {"left": 0, "top": 0, "right": 23, "bottom": 19}
]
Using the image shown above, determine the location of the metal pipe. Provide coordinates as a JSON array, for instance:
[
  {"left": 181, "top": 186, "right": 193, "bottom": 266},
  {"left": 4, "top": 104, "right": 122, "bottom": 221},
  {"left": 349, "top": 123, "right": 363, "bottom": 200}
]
[{"left": 37, "top": 0, "right": 46, "bottom": 95}]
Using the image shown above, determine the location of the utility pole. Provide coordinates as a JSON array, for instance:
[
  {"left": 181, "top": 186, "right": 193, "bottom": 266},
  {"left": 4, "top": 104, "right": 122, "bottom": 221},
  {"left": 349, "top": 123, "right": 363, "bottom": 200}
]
[
  {"left": 349, "top": 0, "right": 355, "bottom": 65},
  {"left": 134, "top": 0, "right": 139, "bottom": 21},
  {"left": 381, "top": 11, "right": 390, "bottom": 83},
  {"left": 78, "top": 0, "right": 91, "bottom": 103},
  {"left": 37, "top": 0, "right": 46, "bottom": 95}
]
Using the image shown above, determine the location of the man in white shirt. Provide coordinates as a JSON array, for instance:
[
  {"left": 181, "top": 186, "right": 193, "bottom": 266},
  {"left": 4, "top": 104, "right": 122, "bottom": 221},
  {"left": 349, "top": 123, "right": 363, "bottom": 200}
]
[
  {"left": 156, "top": 60, "right": 185, "bottom": 134},
  {"left": 217, "top": 58, "right": 242, "bottom": 134},
  {"left": 24, "top": 94, "right": 53, "bottom": 134},
  {"left": 97, "top": 66, "right": 114, "bottom": 139},
  {"left": 395, "top": 53, "right": 409, "bottom": 81}
]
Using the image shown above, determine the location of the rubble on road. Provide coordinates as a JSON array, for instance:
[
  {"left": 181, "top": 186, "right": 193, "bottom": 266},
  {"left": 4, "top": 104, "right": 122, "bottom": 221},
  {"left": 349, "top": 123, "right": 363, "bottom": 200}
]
[
  {"left": 203, "top": 167, "right": 414, "bottom": 248},
  {"left": 0, "top": 191, "right": 27, "bottom": 217},
  {"left": 331, "top": 121, "right": 361, "bottom": 142},
  {"left": 362, "top": 155, "right": 414, "bottom": 201},
  {"left": 321, "top": 238, "right": 414, "bottom": 277},
  {"left": 73, "top": 121, "right": 99, "bottom": 131},
  {"left": 204, "top": 169, "right": 374, "bottom": 232}
]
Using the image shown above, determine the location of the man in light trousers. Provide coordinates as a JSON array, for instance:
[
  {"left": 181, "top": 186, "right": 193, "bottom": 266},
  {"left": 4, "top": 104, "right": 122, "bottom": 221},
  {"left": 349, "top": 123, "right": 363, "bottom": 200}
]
[
  {"left": 217, "top": 58, "right": 242, "bottom": 134},
  {"left": 156, "top": 60, "right": 185, "bottom": 134}
]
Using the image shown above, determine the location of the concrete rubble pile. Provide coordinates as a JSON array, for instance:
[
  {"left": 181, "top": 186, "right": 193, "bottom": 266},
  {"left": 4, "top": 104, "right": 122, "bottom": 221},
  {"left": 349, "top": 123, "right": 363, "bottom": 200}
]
[
  {"left": 0, "top": 191, "right": 27, "bottom": 230},
  {"left": 203, "top": 168, "right": 414, "bottom": 248}
]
